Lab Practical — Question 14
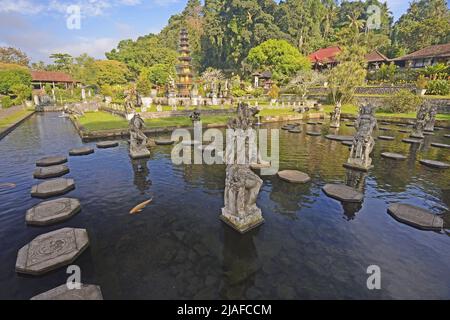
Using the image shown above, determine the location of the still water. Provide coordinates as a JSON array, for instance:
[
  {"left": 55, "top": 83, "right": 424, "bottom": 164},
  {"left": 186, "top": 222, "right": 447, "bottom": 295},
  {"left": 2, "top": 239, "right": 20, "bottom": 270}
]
[{"left": 0, "top": 113, "right": 449, "bottom": 299}]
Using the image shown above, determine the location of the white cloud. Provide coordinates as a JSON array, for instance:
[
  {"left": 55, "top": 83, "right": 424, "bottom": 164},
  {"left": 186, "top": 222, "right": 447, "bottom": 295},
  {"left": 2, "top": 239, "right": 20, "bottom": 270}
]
[
  {"left": 40, "top": 36, "right": 119, "bottom": 58},
  {"left": 0, "top": 0, "right": 44, "bottom": 14}
]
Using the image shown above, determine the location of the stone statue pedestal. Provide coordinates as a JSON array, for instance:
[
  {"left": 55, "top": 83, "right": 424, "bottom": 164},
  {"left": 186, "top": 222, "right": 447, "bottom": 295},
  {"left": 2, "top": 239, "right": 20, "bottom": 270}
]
[
  {"left": 130, "top": 148, "right": 150, "bottom": 160},
  {"left": 343, "top": 162, "right": 373, "bottom": 172},
  {"left": 220, "top": 207, "right": 264, "bottom": 234}
]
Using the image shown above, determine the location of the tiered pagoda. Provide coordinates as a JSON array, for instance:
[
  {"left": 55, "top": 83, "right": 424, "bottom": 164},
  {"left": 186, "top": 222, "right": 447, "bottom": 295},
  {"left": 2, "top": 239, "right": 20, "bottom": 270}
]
[{"left": 176, "top": 28, "right": 194, "bottom": 97}]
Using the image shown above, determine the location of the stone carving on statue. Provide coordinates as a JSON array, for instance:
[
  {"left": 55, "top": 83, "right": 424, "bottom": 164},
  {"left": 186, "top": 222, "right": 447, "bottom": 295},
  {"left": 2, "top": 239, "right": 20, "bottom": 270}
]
[
  {"left": 411, "top": 102, "right": 429, "bottom": 139},
  {"left": 124, "top": 86, "right": 138, "bottom": 114},
  {"left": 129, "top": 114, "right": 150, "bottom": 159},
  {"left": 330, "top": 101, "right": 342, "bottom": 128},
  {"left": 424, "top": 104, "right": 437, "bottom": 132},
  {"left": 189, "top": 110, "right": 201, "bottom": 123},
  {"left": 345, "top": 104, "right": 377, "bottom": 171}
]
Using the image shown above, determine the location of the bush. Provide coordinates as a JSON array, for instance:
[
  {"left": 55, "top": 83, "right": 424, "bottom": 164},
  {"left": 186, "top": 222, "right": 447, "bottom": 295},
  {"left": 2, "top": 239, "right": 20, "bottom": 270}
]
[
  {"left": 231, "top": 87, "right": 246, "bottom": 97},
  {"left": 0, "top": 68, "right": 32, "bottom": 95},
  {"left": 11, "top": 84, "right": 31, "bottom": 105},
  {"left": 382, "top": 89, "right": 423, "bottom": 113},
  {"left": 426, "top": 80, "right": 450, "bottom": 96},
  {"left": 1, "top": 96, "right": 14, "bottom": 108}
]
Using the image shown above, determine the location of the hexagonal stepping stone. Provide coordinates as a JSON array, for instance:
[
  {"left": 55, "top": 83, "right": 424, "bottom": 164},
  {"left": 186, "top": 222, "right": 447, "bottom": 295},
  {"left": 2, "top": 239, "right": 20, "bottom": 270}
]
[
  {"left": 322, "top": 184, "right": 363, "bottom": 203},
  {"left": 15, "top": 228, "right": 89, "bottom": 275},
  {"left": 402, "top": 138, "right": 422, "bottom": 144},
  {"left": 31, "top": 284, "right": 103, "bottom": 300},
  {"left": 325, "top": 135, "right": 354, "bottom": 142},
  {"left": 419, "top": 159, "right": 450, "bottom": 169},
  {"left": 306, "top": 131, "right": 321, "bottom": 136},
  {"left": 381, "top": 152, "right": 407, "bottom": 161},
  {"left": 431, "top": 142, "right": 450, "bottom": 149},
  {"left": 155, "top": 139, "right": 175, "bottom": 146},
  {"left": 36, "top": 156, "right": 67, "bottom": 167},
  {"left": 378, "top": 136, "right": 395, "bottom": 141},
  {"left": 96, "top": 141, "right": 118, "bottom": 149},
  {"left": 277, "top": 170, "right": 311, "bottom": 183},
  {"left": 288, "top": 128, "right": 302, "bottom": 133},
  {"left": 31, "top": 178, "right": 75, "bottom": 198},
  {"left": 33, "top": 165, "right": 69, "bottom": 179},
  {"left": 69, "top": 146, "right": 94, "bottom": 156},
  {"left": 342, "top": 141, "right": 353, "bottom": 147},
  {"left": 387, "top": 203, "right": 443, "bottom": 231},
  {"left": 26, "top": 198, "right": 81, "bottom": 226}
]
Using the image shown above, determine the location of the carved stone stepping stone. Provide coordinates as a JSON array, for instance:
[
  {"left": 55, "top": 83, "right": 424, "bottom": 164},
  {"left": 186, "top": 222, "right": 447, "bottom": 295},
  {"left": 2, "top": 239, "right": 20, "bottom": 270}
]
[
  {"left": 402, "top": 138, "right": 422, "bottom": 144},
  {"left": 15, "top": 228, "right": 89, "bottom": 275},
  {"left": 419, "top": 159, "right": 450, "bottom": 169},
  {"left": 381, "top": 152, "right": 406, "bottom": 161},
  {"left": 277, "top": 170, "right": 311, "bottom": 183},
  {"left": 306, "top": 131, "right": 321, "bottom": 136},
  {"left": 322, "top": 184, "right": 363, "bottom": 203},
  {"left": 31, "top": 284, "right": 103, "bottom": 300},
  {"left": 33, "top": 165, "right": 69, "bottom": 179},
  {"left": 96, "top": 141, "right": 118, "bottom": 149},
  {"left": 325, "top": 135, "right": 354, "bottom": 142},
  {"left": 36, "top": 156, "right": 67, "bottom": 167},
  {"left": 26, "top": 198, "right": 81, "bottom": 226},
  {"left": 431, "top": 143, "right": 450, "bottom": 149},
  {"left": 31, "top": 178, "right": 75, "bottom": 198},
  {"left": 342, "top": 141, "right": 353, "bottom": 147},
  {"left": 378, "top": 136, "right": 395, "bottom": 141},
  {"left": 387, "top": 203, "right": 443, "bottom": 231},
  {"left": 288, "top": 128, "right": 302, "bottom": 133},
  {"left": 155, "top": 139, "right": 175, "bottom": 146},
  {"left": 379, "top": 127, "right": 390, "bottom": 131},
  {"left": 69, "top": 146, "right": 94, "bottom": 156}
]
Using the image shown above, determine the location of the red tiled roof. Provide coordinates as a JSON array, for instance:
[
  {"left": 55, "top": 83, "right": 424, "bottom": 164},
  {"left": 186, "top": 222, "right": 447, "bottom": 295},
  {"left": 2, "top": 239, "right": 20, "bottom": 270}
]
[
  {"left": 394, "top": 43, "right": 450, "bottom": 61},
  {"left": 365, "top": 50, "right": 389, "bottom": 63},
  {"left": 308, "top": 46, "right": 342, "bottom": 64},
  {"left": 31, "top": 71, "right": 76, "bottom": 83}
]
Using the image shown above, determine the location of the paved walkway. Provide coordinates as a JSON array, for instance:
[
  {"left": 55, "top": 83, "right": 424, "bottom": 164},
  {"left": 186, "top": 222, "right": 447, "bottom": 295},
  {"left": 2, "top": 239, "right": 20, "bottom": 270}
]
[{"left": 0, "top": 105, "right": 26, "bottom": 119}]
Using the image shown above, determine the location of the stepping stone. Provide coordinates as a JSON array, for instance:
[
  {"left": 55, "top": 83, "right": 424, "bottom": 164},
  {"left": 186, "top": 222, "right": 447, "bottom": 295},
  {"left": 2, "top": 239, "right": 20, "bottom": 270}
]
[
  {"left": 387, "top": 203, "right": 443, "bottom": 231},
  {"left": 306, "top": 131, "right": 321, "bottom": 136},
  {"left": 378, "top": 136, "right": 395, "bottom": 141},
  {"left": 396, "top": 124, "right": 407, "bottom": 127},
  {"left": 316, "top": 122, "right": 324, "bottom": 125},
  {"left": 281, "top": 125, "right": 296, "bottom": 130},
  {"left": 69, "top": 146, "right": 94, "bottom": 156},
  {"left": 182, "top": 140, "right": 201, "bottom": 147},
  {"left": 423, "top": 132, "right": 434, "bottom": 136},
  {"left": 155, "top": 139, "right": 175, "bottom": 146},
  {"left": 26, "top": 198, "right": 81, "bottom": 226},
  {"left": 31, "top": 284, "right": 103, "bottom": 300},
  {"left": 96, "top": 141, "right": 118, "bottom": 149},
  {"left": 325, "top": 135, "right": 354, "bottom": 142},
  {"left": 342, "top": 141, "right": 353, "bottom": 147},
  {"left": 31, "top": 178, "right": 75, "bottom": 199},
  {"left": 250, "top": 161, "right": 271, "bottom": 170},
  {"left": 36, "top": 156, "right": 67, "bottom": 167},
  {"left": 410, "top": 134, "right": 424, "bottom": 139},
  {"left": 33, "top": 165, "right": 69, "bottom": 179},
  {"left": 288, "top": 129, "right": 302, "bottom": 133},
  {"left": 431, "top": 143, "right": 450, "bottom": 149},
  {"left": 419, "top": 159, "right": 450, "bottom": 169},
  {"left": 15, "top": 228, "right": 89, "bottom": 275},
  {"left": 277, "top": 170, "right": 311, "bottom": 183},
  {"left": 379, "top": 127, "right": 390, "bottom": 131},
  {"left": 445, "top": 134, "right": 450, "bottom": 138},
  {"left": 307, "top": 122, "right": 317, "bottom": 125},
  {"left": 398, "top": 129, "right": 411, "bottom": 133},
  {"left": 402, "top": 138, "right": 422, "bottom": 144},
  {"left": 381, "top": 122, "right": 390, "bottom": 125},
  {"left": 381, "top": 152, "right": 406, "bottom": 160},
  {"left": 322, "top": 184, "right": 363, "bottom": 203},
  {"left": 345, "top": 123, "right": 355, "bottom": 127}
]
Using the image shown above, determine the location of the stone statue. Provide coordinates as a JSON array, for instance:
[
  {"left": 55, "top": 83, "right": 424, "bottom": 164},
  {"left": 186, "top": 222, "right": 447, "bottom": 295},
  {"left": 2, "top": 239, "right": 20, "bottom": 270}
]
[
  {"left": 189, "top": 110, "right": 201, "bottom": 123},
  {"left": 221, "top": 102, "right": 264, "bottom": 233},
  {"left": 129, "top": 113, "right": 150, "bottom": 159},
  {"left": 124, "top": 85, "right": 138, "bottom": 114},
  {"left": 411, "top": 102, "right": 429, "bottom": 139},
  {"left": 345, "top": 104, "right": 377, "bottom": 171},
  {"left": 424, "top": 104, "right": 437, "bottom": 132},
  {"left": 330, "top": 101, "right": 341, "bottom": 128}
]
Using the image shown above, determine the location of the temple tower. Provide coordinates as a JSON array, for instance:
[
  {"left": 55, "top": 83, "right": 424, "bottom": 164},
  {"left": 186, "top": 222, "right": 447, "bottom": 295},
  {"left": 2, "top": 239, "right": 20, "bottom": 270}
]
[{"left": 176, "top": 28, "right": 193, "bottom": 97}]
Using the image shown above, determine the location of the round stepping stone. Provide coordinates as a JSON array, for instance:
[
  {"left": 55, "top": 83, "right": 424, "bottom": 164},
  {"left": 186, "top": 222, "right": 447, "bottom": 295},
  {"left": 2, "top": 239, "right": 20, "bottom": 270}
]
[
  {"left": 288, "top": 129, "right": 302, "bottom": 133},
  {"left": 69, "top": 146, "right": 94, "bottom": 156},
  {"left": 402, "top": 138, "right": 422, "bottom": 144},
  {"left": 250, "top": 161, "right": 271, "bottom": 170},
  {"left": 378, "top": 136, "right": 395, "bottom": 141},
  {"left": 31, "top": 178, "right": 75, "bottom": 198},
  {"left": 31, "top": 284, "right": 103, "bottom": 300},
  {"left": 26, "top": 198, "right": 81, "bottom": 226},
  {"left": 155, "top": 139, "right": 175, "bottom": 146},
  {"left": 96, "top": 141, "right": 118, "bottom": 149},
  {"left": 325, "top": 135, "right": 354, "bottom": 142},
  {"left": 15, "top": 228, "right": 89, "bottom": 275},
  {"left": 277, "top": 170, "right": 311, "bottom": 183},
  {"left": 36, "top": 156, "right": 67, "bottom": 167},
  {"left": 33, "top": 165, "right": 69, "bottom": 179},
  {"left": 419, "top": 159, "right": 450, "bottom": 169},
  {"left": 306, "top": 131, "right": 321, "bottom": 136},
  {"left": 322, "top": 184, "right": 363, "bottom": 203},
  {"left": 381, "top": 152, "right": 406, "bottom": 160},
  {"left": 387, "top": 203, "right": 443, "bottom": 231},
  {"left": 342, "top": 141, "right": 353, "bottom": 147},
  {"left": 379, "top": 127, "right": 390, "bottom": 131},
  {"left": 431, "top": 143, "right": 450, "bottom": 149}
]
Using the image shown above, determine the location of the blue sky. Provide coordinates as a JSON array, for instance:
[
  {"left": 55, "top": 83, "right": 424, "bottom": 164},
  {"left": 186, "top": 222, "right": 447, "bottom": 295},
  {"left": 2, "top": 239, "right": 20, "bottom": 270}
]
[{"left": 0, "top": 0, "right": 443, "bottom": 63}]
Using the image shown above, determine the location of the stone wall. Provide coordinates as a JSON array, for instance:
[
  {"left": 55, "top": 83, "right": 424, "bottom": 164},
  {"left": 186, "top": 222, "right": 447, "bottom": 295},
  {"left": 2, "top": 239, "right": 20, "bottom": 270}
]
[{"left": 307, "top": 85, "right": 416, "bottom": 96}]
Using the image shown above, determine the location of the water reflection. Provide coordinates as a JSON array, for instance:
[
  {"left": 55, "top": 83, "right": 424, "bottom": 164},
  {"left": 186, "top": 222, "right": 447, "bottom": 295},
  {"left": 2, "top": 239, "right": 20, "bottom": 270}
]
[
  {"left": 131, "top": 159, "right": 152, "bottom": 194},
  {"left": 342, "top": 169, "right": 367, "bottom": 220}
]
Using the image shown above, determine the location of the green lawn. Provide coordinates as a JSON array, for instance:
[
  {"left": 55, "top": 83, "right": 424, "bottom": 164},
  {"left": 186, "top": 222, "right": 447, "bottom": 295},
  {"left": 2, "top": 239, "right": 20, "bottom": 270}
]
[{"left": 0, "top": 109, "right": 34, "bottom": 130}]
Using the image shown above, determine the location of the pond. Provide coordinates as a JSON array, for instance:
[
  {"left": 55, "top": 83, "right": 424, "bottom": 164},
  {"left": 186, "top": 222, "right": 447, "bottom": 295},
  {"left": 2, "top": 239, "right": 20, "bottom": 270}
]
[{"left": 0, "top": 112, "right": 449, "bottom": 299}]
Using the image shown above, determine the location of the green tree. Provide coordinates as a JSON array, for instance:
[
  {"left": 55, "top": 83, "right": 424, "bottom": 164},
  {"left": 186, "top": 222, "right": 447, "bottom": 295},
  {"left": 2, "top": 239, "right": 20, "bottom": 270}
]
[
  {"left": 147, "top": 64, "right": 176, "bottom": 88},
  {"left": 136, "top": 68, "right": 152, "bottom": 96},
  {"left": 71, "top": 54, "right": 97, "bottom": 86},
  {"left": 92, "top": 60, "right": 130, "bottom": 86},
  {"left": 49, "top": 53, "right": 73, "bottom": 72},
  {"left": 0, "top": 47, "right": 30, "bottom": 66},
  {"left": 0, "top": 63, "right": 32, "bottom": 95},
  {"left": 246, "top": 39, "right": 311, "bottom": 84}
]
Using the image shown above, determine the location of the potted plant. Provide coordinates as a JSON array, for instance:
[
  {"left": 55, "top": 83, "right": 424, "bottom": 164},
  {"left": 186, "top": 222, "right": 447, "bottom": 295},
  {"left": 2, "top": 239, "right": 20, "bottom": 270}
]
[{"left": 415, "top": 75, "right": 428, "bottom": 96}]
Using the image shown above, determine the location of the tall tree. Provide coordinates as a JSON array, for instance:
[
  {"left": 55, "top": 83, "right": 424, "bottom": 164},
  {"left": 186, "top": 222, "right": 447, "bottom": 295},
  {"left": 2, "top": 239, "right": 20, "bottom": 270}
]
[
  {"left": 49, "top": 53, "right": 73, "bottom": 72},
  {"left": 0, "top": 47, "right": 30, "bottom": 66}
]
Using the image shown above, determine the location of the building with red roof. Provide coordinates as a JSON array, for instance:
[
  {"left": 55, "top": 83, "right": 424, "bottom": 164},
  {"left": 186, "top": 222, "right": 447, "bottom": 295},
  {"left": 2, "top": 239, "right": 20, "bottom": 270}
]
[{"left": 31, "top": 71, "right": 79, "bottom": 90}]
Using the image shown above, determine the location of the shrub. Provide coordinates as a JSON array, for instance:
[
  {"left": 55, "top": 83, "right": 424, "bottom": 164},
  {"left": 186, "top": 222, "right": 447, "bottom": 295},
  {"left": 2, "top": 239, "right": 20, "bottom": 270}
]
[
  {"left": 231, "top": 87, "right": 246, "bottom": 97},
  {"left": 267, "top": 84, "right": 280, "bottom": 100},
  {"left": 1, "top": 96, "right": 14, "bottom": 108},
  {"left": 11, "top": 84, "right": 31, "bottom": 105},
  {"left": 0, "top": 67, "right": 32, "bottom": 95},
  {"left": 426, "top": 80, "right": 450, "bottom": 96},
  {"left": 382, "top": 89, "right": 423, "bottom": 113},
  {"left": 415, "top": 74, "right": 428, "bottom": 90}
]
